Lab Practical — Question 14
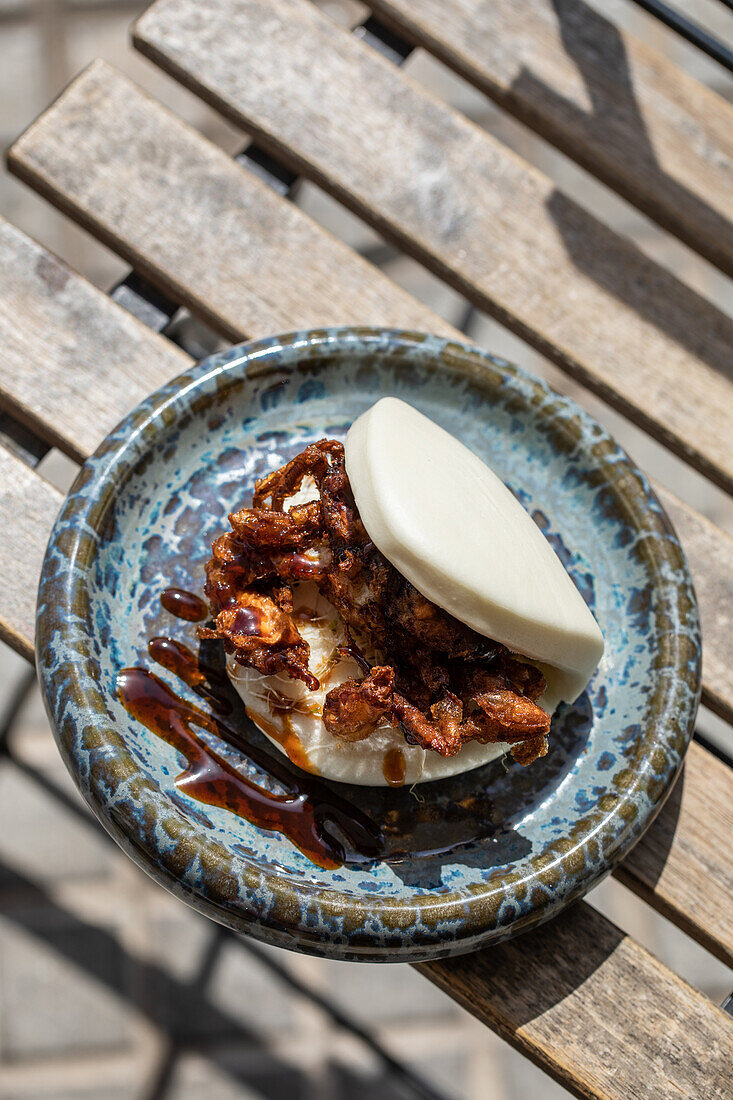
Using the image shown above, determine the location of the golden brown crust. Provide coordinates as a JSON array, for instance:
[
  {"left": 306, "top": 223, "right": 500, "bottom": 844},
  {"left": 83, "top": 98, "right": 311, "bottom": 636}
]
[
  {"left": 201, "top": 440, "right": 551, "bottom": 766},
  {"left": 322, "top": 666, "right": 395, "bottom": 741}
]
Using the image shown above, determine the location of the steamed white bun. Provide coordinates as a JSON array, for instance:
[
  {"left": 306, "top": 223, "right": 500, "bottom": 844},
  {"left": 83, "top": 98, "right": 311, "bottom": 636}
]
[{"left": 345, "top": 398, "right": 604, "bottom": 710}]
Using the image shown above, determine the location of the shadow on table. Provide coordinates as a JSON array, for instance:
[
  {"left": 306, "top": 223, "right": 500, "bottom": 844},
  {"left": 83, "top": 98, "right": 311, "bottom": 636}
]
[
  {"left": 0, "top": 860, "right": 298, "bottom": 1099},
  {"left": 0, "top": 857, "right": 451, "bottom": 1100},
  {"left": 417, "top": 765, "right": 684, "bottom": 1029},
  {"left": 509, "top": 0, "right": 733, "bottom": 382}
]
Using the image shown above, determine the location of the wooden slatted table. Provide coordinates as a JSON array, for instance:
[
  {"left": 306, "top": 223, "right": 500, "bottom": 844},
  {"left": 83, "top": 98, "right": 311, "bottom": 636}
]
[{"left": 2, "top": 3, "right": 732, "bottom": 1097}]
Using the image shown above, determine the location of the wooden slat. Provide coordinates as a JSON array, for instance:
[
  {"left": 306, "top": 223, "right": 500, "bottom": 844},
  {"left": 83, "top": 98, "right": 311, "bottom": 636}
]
[
  {"left": 5, "top": 63, "right": 451, "bottom": 348},
  {"left": 0, "top": 447, "right": 62, "bottom": 662},
  {"left": 1, "top": 233, "right": 733, "bottom": 1100},
  {"left": 420, "top": 903, "right": 733, "bottom": 1100},
  {"left": 618, "top": 743, "right": 733, "bottom": 968},
  {"left": 661, "top": 489, "right": 733, "bottom": 727},
  {"left": 130, "top": 0, "right": 733, "bottom": 496},
  {"left": 367, "top": 0, "right": 733, "bottom": 277},
  {"left": 0, "top": 218, "right": 190, "bottom": 463}
]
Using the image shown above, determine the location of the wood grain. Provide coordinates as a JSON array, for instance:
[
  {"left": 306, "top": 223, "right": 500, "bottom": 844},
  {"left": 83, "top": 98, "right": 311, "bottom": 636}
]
[
  {"left": 5, "top": 62, "right": 451, "bottom": 347},
  {"left": 618, "top": 744, "right": 733, "bottom": 968},
  {"left": 420, "top": 902, "right": 733, "bottom": 1100},
  {"left": 367, "top": 0, "right": 733, "bottom": 276},
  {"left": 0, "top": 447, "right": 62, "bottom": 662},
  {"left": 130, "top": 0, "right": 733, "bottom": 495},
  {"left": 0, "top": 218, "right": 190, "bottom": 463},
  {"left": 661, "top": 488, "right": 733, "bottom": 726}
]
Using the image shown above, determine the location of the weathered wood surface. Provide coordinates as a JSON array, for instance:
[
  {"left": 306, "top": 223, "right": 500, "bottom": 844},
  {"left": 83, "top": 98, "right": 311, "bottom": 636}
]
[
  {"left": 0, "top": 447, "right": 62, "bottom": 661},
  {"left": 0, "top": 218, "right": 190, "bottom": 462},
  {"left": 618, "top": 743, "right": 733, "bottom": 968},
  {"left": 6, "top": 62, "right": 451, "bottom": 347},
  {"left": 367, "top": 0, "right": 733, "bottom": 276},
  {"left": 131, "top": 0, "right": 733, "bottom": 494},
  {"left": 421, "top": 902, "right": 733, "bottom": 1100},
  {"left": 1, "top": 230, "right": 732, "bottom": 1096},
  {"left": 661, "top": 489, "right": 733, "bottom": 726}
]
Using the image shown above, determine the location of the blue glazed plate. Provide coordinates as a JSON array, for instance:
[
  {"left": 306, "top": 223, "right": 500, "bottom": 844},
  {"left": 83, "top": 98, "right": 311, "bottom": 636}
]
[{"left": 36, "top": 328, "right": 700, "bottom": 961}]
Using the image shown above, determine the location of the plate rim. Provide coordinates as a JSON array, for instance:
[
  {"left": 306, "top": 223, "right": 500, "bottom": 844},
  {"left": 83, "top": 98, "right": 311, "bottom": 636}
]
[{"left": 35, "top": 327, "right": 701, "bottom": 961}]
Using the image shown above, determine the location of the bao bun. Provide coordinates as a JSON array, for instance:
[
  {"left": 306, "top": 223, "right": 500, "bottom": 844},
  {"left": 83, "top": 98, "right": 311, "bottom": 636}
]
[{"left": 230, "top": 399, "right": 604, "bottom": 787}]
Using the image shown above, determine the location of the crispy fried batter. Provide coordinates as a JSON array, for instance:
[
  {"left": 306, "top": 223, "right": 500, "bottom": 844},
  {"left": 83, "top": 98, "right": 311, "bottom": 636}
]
[
  {"left": 198, "top": 589, "right": 318, "bottom": 690},
  {"left": 229, "top": 500, "right": 322, "bottom": 550},
  {"left": 202, "top": 440, "right": 551, "bottom": 765},
  {"left": 323, "top": 666, "right": 395, "bottom": 741}
]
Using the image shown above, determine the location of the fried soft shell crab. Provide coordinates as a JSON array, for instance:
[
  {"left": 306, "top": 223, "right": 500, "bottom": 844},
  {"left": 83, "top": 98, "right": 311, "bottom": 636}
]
[{"left": 200, "top": 400, "right": 604, "bottom": 787}]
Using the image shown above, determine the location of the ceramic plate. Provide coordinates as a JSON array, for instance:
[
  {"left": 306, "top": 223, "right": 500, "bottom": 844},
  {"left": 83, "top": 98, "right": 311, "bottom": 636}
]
[{"left": 37, "top": 328, "right": 700, "bottom": 961}]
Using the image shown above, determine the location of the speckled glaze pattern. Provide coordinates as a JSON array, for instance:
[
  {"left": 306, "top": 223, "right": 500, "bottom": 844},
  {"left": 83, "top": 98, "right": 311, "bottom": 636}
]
[{"left": 36, "top": 329, "right": 700, "bottom": 961}]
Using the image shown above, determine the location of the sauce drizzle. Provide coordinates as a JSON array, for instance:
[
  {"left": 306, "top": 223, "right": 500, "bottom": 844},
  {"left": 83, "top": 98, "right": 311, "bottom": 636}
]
[
  {"left": 286, "top": 552, "right": 325, "bottom": 580},
  {"left": 117, "top": 665, "right": 382, "bottom": 869},
  {"left": 247, "top": 707, "right": 316, "bottom": 775},
  {"left": 231, "top": 606, "right": 265, "bottom": 637},
  {"left": 148, "top": 636, "right": 232, "bottom": 716},
  {"left": 382, "top": 747, "right": 406, "bottom": 788},
  {"left": 160, "top": 587, "right": 208, "bottom": 622}
]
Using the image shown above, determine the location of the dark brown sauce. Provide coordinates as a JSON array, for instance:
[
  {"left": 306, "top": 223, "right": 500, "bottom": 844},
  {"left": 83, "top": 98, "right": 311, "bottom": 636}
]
[
  {"left": 247, "top": 707, "right": 316, "bottom": 774},
  {"left": 148, "top": 637, "right": 232, "bottom": 716},
  {"left": 270, "top": 551, "right": 326, "bottom": 582},
  {"left": 117, "top": 666, "right": 382, "bottom": 869},
  {"left": 338, "top": 641, "right": 371, "bottom": 675},
  {"left": 286, "top": 552, "right": 324, "bottom": 580},
  {"left": 160, "top": 587, "right": 208, "bottom": 622},
  {"left": 204, "top": 564, "right": 241, "bottom": 610},
  {"left": 382, "top": 747, "right": 406, "bottom": 788},
  {"left": 231, "top": 606, "right": 265, "bottom": 637}
]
